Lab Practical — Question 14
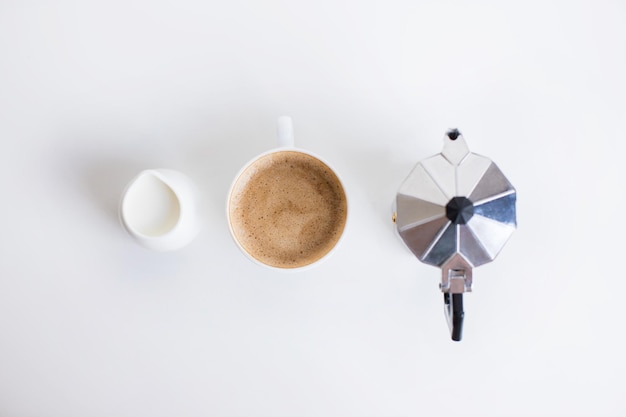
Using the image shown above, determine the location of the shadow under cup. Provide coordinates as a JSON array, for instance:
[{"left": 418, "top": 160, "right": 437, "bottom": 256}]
[{"left": 228, "top": 150, "right": 348, "bottom": 269}]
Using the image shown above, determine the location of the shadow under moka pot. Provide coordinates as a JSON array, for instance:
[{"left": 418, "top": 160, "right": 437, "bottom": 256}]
[{"left": 393, "top": 130, "right": 517, "bottom": 341}]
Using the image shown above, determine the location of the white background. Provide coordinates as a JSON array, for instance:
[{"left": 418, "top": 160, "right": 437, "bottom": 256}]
[{"left": 0, "top": 1, "right": 624, "bottom": 416}]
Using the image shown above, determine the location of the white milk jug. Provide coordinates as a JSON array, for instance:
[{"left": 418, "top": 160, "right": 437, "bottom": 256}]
[{"left": 119, "top": 169, "right": 201, "bottom": 251}]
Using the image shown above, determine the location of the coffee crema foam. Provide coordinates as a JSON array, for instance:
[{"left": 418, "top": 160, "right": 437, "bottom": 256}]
[{"left": 229, "top": 151, "right": 347, "bottom": 268}]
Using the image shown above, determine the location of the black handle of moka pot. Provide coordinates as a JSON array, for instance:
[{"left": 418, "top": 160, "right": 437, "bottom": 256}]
[{"left": 444, "top": 293, "right": 464, "bottom": 341}]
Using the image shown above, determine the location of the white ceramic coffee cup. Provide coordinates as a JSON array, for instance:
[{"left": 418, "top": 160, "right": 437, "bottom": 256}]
[
  {"left": 227, "top": 116, "right": 348, "bottom": 270},
  {"left": 119, "top": 169, "right": 201, "bottom": 251}
]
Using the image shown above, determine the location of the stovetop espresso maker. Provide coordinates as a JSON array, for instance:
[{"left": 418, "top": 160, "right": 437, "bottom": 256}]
[{"left": 393, "top": 130, "right": 517, "bottom": 341}]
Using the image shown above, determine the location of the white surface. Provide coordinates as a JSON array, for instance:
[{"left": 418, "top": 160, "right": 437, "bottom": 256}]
[{"left": 0, "top": 1, "right": 624, "bottom": 416}]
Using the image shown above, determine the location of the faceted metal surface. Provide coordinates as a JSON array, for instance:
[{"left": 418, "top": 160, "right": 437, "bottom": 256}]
[
  {"left": 395, "top": 131, "right": 516, "bottom": 272},
  {"left": 398, "top": 216, "right": 448, "bottom": 260},
  {"left": 396, "top": 194, "right": 444, "bottom": 230},
  {"left": 473, "top": 192, "right": 516, "bottom": 226},
  {"left": 457, "top": 153, "right": 492, "bottom": 196},
  {"left": 421, "top": 155, "right": 455, "bottom": 200},
  {"left": 469, "top": 163, "right": 515, "bottom": 204},
  {"left": 397, "top": 164, "right": 448, "bottom": 206},
  {"left": 459, "top": 225, "right": 492, "bottom": 267},
  {"left": 423, "top": 222, "right": 457, "bottom": 266},
  {"left": 465, "top": 214, "right": 516, "bottom": 260}
]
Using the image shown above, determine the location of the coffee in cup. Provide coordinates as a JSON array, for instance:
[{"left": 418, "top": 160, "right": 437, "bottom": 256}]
[{"left": 227, "top": 117, "right": 348, "bottom": 269}]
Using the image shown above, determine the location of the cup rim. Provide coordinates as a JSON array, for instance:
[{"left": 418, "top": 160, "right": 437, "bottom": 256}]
[{"left": 226, "top": 146, "right": 349, "bottom": 271}]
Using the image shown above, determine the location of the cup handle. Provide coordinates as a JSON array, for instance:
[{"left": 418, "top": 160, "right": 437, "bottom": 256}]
[{"left": 277, "top": 116, "right": 295, "bottom": 148}]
